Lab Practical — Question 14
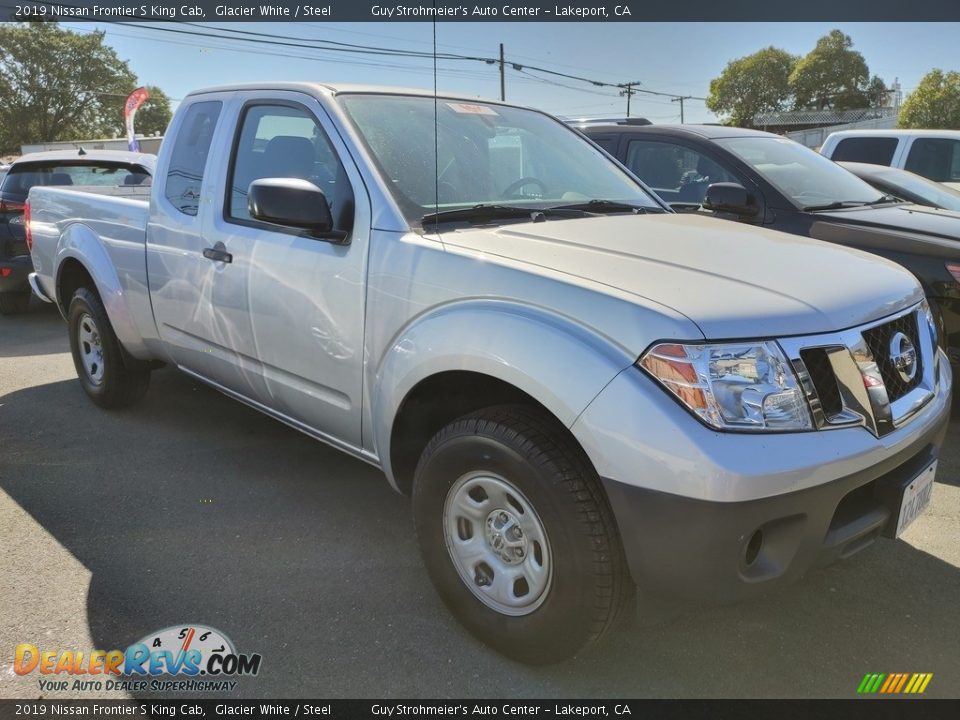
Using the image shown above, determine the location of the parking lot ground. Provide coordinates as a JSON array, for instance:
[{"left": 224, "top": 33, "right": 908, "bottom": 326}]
[{"left": 1, "top": 302, "right": 958, "bottom": 699}]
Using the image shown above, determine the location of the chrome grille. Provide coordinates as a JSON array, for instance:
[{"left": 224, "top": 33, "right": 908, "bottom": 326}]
[
  {"left": 799, "top": 348, "right": 843, "bottom": 418},
  {"left": 779, "top": 303, "right": 939, "bottom": 438},
  {"left": 862, "top": 313, "right": 923, "bottom": 401}
]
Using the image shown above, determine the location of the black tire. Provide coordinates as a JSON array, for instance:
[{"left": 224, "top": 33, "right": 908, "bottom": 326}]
[
  {"left": 67, "top": 287, "right": 150, "bottom": 408},
  {"left": 412, "top": 405, "right": 631, "bottom": 664},
  {"left": 0, "top": 290, "right": 31, "bottom": 315}
]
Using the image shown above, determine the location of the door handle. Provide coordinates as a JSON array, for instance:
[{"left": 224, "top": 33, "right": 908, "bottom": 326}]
[{"left": 202, "top": 246, "right": 232, "bottom": 264}]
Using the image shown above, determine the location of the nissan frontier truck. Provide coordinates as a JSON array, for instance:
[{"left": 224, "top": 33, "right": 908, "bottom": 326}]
[{"left": 26, "top": 83, "right": 952, "bottom": 663}]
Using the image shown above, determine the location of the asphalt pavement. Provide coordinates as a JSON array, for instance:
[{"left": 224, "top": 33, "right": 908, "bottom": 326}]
[{"left": 1, "top": 301, "right": 958, "bottom": 699}]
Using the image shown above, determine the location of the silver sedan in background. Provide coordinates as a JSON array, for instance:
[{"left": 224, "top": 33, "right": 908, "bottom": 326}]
[{"left": 839, "top": 161, "right": 960, "bottom": 212}]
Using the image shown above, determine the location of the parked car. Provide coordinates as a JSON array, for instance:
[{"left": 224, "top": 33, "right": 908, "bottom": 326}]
[
  {"left": 820, "top": 129, "right": 960, "bottom": 191},
  {"left": 27, "top": 84, "right": 951, "bottom": 663},
  {"left": 581, "top": 123, "right": 960, "bottom": 370},
  {"left": 0, "top": 163, "right": 9, "bottom": 184},
  {"left": 0, "top": 149, "right": 155, "bottom": 315},
  {"left": 839, "top": 161, "right": 960, "bottom": 212}
]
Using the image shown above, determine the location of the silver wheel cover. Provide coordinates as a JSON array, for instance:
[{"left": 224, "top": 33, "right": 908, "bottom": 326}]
[
  {"left": 77, "top": 312, "right": 105, "bottom": 385},
  {"left": 443, "top": 472, "right": 553, "bottom": 616}
]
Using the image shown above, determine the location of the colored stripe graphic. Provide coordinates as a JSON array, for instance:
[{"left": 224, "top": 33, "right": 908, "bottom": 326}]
[
  {"left": 857, "top": 673, "right": 885, "bottom": 694},
  {"left": 857, "top": 673, "right": 933, "bottom": 694},
  {"left": 893, "top": 674, "right": 909, "bottom": 693}
]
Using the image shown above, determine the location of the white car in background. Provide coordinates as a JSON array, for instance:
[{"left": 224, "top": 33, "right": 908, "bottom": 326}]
[{"left": 821, "top": 129, "right": 960, "bottom": 191}]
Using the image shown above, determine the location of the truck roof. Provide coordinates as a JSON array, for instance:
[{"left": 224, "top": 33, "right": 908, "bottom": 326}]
[
  {"left": 185, "top": 81, "right": 515, "bottom": 106},
  {"left": 825, "top": 129, "right": 960, "bottom": 139},
  {"left": 580, "top": 123, "right": 773, "bottom": 140},
  {"left": 11, "top": 148, "right": 157, "bottom": 169}
]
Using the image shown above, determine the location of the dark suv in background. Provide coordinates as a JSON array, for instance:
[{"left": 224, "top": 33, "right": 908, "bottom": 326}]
[
  {"left": 581, "top": 123, "right": 960, "bottom": 371},
  {"left": 0, "top": 149, "right": 154, "bottom": 315}
]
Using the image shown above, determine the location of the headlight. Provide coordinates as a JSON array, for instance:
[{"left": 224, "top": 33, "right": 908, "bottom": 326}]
[{"left": 639, "top": 341, "right": 812, "bottom": 431}]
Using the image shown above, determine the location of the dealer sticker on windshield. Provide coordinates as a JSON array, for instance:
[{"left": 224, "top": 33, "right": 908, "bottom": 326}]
[
  {"left": 896, "top": 461, "right": 936, "bottom": 537},
  {"left": 446, "top": 102, "right": 499, "bottom": 116}
]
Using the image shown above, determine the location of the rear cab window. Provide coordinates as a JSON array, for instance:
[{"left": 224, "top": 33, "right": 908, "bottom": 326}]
[
  {"left": 164, "top": 100, "right": 223, "bottom": 216},
  {"left": 830, "top": 137, "right": 898, "bottom": 165},
  {"left": 1, "top": 162, "right": 151, "bottom": 198},
  {"left": 905, "top": 138, "right": 960, "bottom": 183}
]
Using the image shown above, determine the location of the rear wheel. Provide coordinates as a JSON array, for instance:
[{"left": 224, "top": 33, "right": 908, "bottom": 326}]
[
  {"left": 0, "top": 290, "right": 30, "bottom": 315},
  {"left": 68, "top": 287, "right": 150, "bottom": 408},
  {"left": 412, "top": 405, "right": 631, "bottom": 664}
]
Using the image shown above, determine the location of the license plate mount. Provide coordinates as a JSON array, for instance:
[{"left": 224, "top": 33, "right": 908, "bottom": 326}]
[{"left": 894, "top": 460, "right": 937, "bottom": 538}]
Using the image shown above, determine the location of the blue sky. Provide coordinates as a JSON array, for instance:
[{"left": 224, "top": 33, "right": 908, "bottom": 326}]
[{"left": 69, "top": 21, "right": 960, "bottom": 123}]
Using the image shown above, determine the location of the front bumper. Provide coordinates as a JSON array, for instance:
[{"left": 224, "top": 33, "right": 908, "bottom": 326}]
[
  {"left": 572, "top": 351, "right": 952, "bottom": 602},
  {"left": 0, "top": 254, "right": 31, "bottom": 293}
]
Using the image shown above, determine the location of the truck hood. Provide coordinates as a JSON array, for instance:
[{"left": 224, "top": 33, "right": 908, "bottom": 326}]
[
  {"left": 814, "top": 203, "right": 960, "bottom": 242},
  {"left": 440, "top": 213, "right": 923, "bottom": 339}
]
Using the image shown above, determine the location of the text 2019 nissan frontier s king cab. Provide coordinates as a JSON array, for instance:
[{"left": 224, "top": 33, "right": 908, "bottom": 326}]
[{"left": 26, "top": 84, "right": 952, "bottom": 663}]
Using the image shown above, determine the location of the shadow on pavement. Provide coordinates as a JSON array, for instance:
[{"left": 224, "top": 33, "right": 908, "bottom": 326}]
[
  {"left": 0, "top": 369, "right": 958, "bottom": 698},
  {"left": 0, "top": 301, "right": 66, "bottom": 358}
]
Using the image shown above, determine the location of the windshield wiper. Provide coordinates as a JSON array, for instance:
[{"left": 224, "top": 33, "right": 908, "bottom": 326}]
[
  {"left": 801, "top": 200, "right": 872, "bottom": 212},
  {"left": 546, "top": 199, "right": 648, "bottom": 214},
  {"left": 868, "top": 194, "right": 901, "bottom": 205},
  {"left": 421, "top": 203, "right": 591, "bottom": 227}
]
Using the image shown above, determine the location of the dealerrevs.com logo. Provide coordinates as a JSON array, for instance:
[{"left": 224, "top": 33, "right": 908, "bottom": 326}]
[{"left": 14, "top": 624, "right": 262, "bottom": 693}]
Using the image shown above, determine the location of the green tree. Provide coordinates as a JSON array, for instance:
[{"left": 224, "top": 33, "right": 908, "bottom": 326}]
[
  {"left": 789, "top": 30, "right": 870, "bottom": 111},
  {"left": 706, "top": 47, "right": 797, "bottom": 127},
  {"left": 899, "top": 69, "right": 960, "bottom": 129},
  {"left": 865, "top": 75, "right": 890, "bottom": 108},
  {"left": 119, "top": 85, "right": 173, "bottom": 138},
  {"left": 0, "top": 23, "right": 136, "bottom": 153}
]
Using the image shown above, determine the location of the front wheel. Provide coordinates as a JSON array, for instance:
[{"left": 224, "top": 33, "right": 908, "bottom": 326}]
[
  {"left": 412, "top": 405, "right": 631, "bottom": 664},
  {"left": 67, "top": 287, "right": 150, "bottom": 408}
]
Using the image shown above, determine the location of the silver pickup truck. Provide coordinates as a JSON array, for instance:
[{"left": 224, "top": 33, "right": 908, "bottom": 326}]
[{"left": 27, "top": 83, "right": 952, "bottom": 664}]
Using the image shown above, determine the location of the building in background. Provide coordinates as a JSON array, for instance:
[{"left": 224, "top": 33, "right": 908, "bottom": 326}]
[
  {"left": 755, "top": 79, "right": 903, "bottom": 149},
  {"left": 20, "top": 135, "right": 163, "bottom": 157}
]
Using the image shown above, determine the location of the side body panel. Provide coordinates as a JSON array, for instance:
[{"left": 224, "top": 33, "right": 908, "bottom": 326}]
[
  {"left": 360, "top": 228, "right": 703, "bottom": 486},
  {"left": 27, "top": 186, "right": 158, "bottom": 360},
  {"left": 205, "top": 91, "right": 373, "bottom": 446},
  {"left": 145, "top": 92, "right": 269, "bottom": 397}
]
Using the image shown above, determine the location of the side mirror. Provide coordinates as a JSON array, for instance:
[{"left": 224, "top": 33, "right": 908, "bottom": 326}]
[
  {"left": 703, "top": 182, "right": 760, "bottom": 218},
  {"left": 248, "top": 178, "right": 348, "bottom": 243}
]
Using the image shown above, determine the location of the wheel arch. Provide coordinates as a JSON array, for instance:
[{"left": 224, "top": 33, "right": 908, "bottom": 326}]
[
  {"left": 54, "top": 224, "right": 151, "bottom": 359},
  {"left": 372, "top": 301, "right": 634, "bottom": 494}
]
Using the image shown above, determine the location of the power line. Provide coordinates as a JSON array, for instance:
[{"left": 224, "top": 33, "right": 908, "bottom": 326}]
[
  {"left": 116, "top": 20, "right": 708, "bottom": 104},
  {"left": 7, "top": 9, "right": 714, "bottom": 114},
  {"left": 619, "top": 81, "right": 642, "bottom": 117},
  {"left": 671, "top": 95, "right": 694, "bottom": 123}
]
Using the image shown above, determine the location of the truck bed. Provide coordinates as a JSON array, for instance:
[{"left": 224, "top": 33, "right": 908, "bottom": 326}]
[{"left": 28, "top": 184, "right": 155, "bottom": 358}]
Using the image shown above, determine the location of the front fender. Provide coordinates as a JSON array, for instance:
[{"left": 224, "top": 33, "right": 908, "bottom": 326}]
[
  {"left": 55, "top": 223, "right": 151, "bottom": 360},
  {"left": 370, "top": 300, "right": 637, "bottom": 487}
]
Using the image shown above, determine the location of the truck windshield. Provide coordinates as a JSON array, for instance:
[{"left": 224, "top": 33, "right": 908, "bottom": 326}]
[
  {"left": 338, "top": 94, "right": 659, "bottom": 225},
  {"left": 715, "top": 136, "right": 886, "bottom": 210}
]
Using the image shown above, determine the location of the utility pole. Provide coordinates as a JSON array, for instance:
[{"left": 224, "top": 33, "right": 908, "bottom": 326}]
[
  {"left": 499, "top": 43, "right": 506, "bottom": 101},
  {"left": 619, "top": 81, "right": 642, "bottom": 117},
  {"left": 672, "top": 95, "right": 693, "bottom": 123}
]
